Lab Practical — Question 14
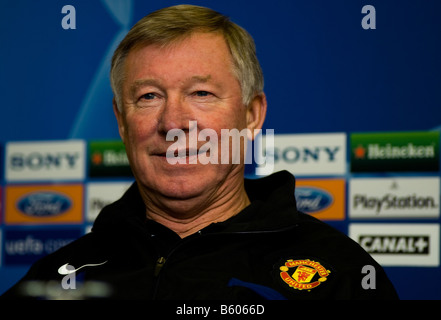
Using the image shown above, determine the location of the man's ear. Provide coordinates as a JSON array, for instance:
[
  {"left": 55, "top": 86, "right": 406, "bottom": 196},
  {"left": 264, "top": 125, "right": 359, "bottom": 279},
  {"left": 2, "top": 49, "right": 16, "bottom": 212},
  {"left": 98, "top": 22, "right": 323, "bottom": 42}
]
[
  {"left": 246, "top": 92, "right": 267, "bottom": 140},
  {"left": 113, "top": 98, "right": 126, "bottom": 143}
]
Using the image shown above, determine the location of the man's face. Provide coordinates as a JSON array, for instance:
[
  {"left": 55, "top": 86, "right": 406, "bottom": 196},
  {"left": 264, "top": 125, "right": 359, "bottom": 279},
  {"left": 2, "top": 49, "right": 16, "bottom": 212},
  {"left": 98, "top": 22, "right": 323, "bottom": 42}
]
[{"left": 115, "top": 32, "right": 258, "bottom": 214}]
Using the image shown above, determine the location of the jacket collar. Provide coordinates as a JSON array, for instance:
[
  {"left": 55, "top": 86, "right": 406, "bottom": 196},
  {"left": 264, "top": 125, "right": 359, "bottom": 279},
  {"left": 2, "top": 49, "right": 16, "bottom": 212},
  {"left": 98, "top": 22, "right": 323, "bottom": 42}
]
[{"left": 92, "top": 170, "right": 299, "bottom": 234}]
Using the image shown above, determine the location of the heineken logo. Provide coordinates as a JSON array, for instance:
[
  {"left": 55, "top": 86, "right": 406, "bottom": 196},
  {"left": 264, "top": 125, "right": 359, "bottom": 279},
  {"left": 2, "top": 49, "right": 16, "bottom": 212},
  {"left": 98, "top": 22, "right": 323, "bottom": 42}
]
[
  {"left": 353, "top": 143, "right": 435, "bottom": 160},
  {"left": 91, "top": 149, "right": 129, "bottom": 166},
  {"left": 88, "top": 141, "right": 133, "bottom": 177},
  {"left": 350, "top": 131, "right": 439, "bottom": 172}
]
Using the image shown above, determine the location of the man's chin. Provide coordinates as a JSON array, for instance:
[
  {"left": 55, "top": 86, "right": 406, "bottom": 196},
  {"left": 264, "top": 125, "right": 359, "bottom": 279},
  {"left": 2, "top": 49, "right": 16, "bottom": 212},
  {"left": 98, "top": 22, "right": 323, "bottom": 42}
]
[
  {"left": 158, "top": 187, "right": 202, "bottom": 201},
  {"left": 146, "top": 176, "right": 208, "bottom": 200},
  {"left": 136, "top": 165, "right": 232, "bottom": 203},
  {"left": 150, "top": 184, "right": 212, "bottom": 218}
]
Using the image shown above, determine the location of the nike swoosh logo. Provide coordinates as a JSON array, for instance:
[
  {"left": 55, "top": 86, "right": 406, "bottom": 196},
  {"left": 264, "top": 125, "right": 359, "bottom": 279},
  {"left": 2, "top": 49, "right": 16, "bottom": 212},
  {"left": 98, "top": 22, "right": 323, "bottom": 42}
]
[{"left": 58, "top": 260, "right": 108, "bottom": 275}]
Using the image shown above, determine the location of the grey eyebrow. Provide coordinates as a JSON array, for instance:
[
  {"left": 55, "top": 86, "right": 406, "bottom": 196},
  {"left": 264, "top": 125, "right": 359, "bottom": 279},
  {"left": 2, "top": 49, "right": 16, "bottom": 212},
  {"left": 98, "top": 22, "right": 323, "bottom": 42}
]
[
  {"left": 129, "top": 75, "right": 214, "bottom": 98},
  {"left": 129, "top": 79, "right": 161, "bottom": 97},
  {"left": 190, "top": 75, "right": 211, "bottom": 83}
]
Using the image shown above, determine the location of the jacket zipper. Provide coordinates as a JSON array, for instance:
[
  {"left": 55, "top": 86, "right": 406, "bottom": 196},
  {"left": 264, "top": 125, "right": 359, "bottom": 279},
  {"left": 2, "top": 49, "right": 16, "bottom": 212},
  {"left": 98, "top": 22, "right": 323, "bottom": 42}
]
[
  {"left": 154, "top": 256, "right": 166, "bottom": 277},
  {"left": 151, "top": 224, "right": 299, "bottom": 299},
  {"left": 151, "top": 237, "right": 192, "bottom": 299}
]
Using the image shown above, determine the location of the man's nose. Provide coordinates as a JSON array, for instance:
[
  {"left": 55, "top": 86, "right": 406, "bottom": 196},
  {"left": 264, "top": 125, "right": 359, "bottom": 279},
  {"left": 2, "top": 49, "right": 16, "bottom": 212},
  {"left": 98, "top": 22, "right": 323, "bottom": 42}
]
[{"left": 158, "top": 95, "right": 194, "bottom": 134}]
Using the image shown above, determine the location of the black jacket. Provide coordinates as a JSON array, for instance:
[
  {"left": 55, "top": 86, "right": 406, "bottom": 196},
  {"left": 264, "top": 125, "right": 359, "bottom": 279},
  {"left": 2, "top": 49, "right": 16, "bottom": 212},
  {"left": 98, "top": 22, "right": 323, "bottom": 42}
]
[{"left": 1, "top": 171, "right": 398, "bottom": 300}]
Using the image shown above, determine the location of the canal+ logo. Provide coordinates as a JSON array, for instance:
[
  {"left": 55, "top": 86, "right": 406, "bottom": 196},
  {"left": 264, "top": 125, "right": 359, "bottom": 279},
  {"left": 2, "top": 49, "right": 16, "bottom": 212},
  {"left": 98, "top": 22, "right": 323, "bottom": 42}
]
[{"left": 6, "top": 140, "right": 86, "bottom": 181}]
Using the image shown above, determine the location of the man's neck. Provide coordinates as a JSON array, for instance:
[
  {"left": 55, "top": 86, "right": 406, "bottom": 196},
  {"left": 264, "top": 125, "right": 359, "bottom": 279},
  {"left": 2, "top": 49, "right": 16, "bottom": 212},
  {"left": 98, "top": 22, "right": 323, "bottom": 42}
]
[{"left": 140, "top": 179, "right": 250, "bottom": 238}]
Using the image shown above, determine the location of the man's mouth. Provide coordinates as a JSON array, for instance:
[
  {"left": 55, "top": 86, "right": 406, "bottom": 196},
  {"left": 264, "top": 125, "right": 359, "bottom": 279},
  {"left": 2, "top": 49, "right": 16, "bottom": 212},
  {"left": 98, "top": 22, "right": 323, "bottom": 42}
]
[{"left": 155, "top": 148, "right": 209, "bottom": 159}]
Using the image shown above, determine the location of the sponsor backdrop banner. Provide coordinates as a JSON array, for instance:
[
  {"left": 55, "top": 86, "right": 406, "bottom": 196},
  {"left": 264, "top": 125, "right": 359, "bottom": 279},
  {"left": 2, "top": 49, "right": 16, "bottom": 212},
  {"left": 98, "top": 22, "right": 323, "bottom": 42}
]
[
  {"left": 3, "top": 228, "right": 83, "bottom": 265},
  {"left": 5, "top": 140, "right": 86, "bottom": 182},
  {"left": 4, "top": 184, "right": 84, "bottom": 225},
  {"left": 350, "top": 131, "right": 440, "bottom": 172},
  {"left": 1, "top": 0, "right": 440, "bottom": 299}
]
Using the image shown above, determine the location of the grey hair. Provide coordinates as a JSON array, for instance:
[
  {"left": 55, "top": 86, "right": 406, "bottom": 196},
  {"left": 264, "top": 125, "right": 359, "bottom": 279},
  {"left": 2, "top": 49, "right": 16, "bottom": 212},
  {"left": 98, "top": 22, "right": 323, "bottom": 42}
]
[{"left": 110, "top": 4, "right": 264, "bottom": 111}]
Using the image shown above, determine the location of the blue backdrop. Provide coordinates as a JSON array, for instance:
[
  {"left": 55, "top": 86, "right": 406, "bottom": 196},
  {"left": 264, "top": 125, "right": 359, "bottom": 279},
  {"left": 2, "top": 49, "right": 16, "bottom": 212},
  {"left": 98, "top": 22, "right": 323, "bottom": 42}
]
[{"left": 1, "top": 0, "right": 440, "bottom": 300}]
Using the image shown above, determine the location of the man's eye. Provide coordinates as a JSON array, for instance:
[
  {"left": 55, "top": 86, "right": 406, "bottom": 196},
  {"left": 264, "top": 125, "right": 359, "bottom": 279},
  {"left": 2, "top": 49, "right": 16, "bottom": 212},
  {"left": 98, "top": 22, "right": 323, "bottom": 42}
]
[
  {"left": 141, "top": 93, "right": 156, "bottom": 100},
  {"left": 194, "top": 91, "right": 211, "bottom": 97}
]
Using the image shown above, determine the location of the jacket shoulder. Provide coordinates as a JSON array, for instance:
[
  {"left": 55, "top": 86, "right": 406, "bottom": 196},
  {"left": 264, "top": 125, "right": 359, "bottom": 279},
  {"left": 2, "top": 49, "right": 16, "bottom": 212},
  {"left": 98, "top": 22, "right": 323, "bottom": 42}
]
[
  {"left": 1, "top": 232, "right": 107, "bottom": 299},
  {"left": 289, "top": 212, "right": 399, "bottom": 299}
]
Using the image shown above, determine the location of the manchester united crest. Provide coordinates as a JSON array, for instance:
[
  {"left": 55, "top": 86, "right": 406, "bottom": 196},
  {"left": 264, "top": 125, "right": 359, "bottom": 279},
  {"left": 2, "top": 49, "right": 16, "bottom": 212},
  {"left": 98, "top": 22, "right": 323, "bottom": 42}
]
[{"left": 279, "top": 259, "right": 331, "bottom": 291}]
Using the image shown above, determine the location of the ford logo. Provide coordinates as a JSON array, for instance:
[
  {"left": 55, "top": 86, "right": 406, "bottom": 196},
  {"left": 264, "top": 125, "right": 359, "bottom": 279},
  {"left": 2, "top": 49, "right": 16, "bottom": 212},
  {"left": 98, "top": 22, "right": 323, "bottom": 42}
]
[
  {"left": 17, "top": 192, "right": 72, "bottom": 217},
  {"left": 295, "top": 187, "right": 333, "bottom": 213}
]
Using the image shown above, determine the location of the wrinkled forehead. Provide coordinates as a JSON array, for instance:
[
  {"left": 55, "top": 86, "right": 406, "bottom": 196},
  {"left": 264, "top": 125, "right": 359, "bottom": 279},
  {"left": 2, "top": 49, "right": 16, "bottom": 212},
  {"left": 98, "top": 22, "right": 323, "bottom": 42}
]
[{"left": 122, "top": 31, "right": 237, "bottom": 85}]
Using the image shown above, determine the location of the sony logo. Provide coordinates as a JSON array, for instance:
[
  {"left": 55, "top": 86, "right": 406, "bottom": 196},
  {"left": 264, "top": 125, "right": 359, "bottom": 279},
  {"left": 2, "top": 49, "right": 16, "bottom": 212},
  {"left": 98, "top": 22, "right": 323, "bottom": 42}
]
[
  {"left": 6, "top": 140, "right": 85, "bottom": 181},
  {"left": 268, "top": 146, "right": 340, "bottom": 163},
  {"left": 257, "top": 133, "right": 346, "bottom": 176},
  {"left": 10, "top": 152, "right": 80, "bottom": 170}
]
